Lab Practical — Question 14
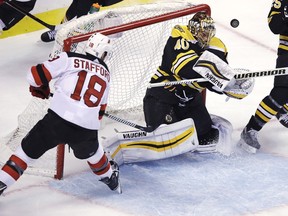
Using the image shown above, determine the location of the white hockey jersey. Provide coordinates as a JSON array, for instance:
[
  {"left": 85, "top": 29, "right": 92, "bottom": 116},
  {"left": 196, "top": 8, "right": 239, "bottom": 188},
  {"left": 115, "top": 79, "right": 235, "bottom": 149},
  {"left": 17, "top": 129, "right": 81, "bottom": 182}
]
[{"left": 27, "top": 52, "right": 111, "bottom": 130}]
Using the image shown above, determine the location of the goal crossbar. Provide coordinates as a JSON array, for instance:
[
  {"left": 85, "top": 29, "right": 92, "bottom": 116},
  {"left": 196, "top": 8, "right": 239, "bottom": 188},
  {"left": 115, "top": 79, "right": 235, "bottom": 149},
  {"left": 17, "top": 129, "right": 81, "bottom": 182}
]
[{"left": 63, "top": 4, "right": 211, "bottom": 51}]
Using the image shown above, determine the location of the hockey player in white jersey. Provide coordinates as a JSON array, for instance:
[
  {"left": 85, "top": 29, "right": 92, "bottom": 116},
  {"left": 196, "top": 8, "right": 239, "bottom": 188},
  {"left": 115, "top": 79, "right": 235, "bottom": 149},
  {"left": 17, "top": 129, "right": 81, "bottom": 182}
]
[{"left": 0, "top": 32, "right": 121, "bottom": 196}]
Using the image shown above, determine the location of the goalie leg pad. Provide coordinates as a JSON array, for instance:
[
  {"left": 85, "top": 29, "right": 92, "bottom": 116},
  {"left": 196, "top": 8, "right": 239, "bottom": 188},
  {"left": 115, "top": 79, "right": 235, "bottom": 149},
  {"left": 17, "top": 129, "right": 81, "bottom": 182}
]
[{"left": 102, "top": 118, "right": 199, "bottom": 166}]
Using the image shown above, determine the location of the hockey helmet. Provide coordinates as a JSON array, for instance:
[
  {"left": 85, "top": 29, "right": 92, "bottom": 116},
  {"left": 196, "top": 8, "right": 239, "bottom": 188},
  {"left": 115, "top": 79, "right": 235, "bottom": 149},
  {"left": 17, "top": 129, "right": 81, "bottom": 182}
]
[
  {"left": 188, "top": 12, "right": 216, "bottom": 48},
  {"left": 85, "top": 33, "right": 113, "bottom": 62}
]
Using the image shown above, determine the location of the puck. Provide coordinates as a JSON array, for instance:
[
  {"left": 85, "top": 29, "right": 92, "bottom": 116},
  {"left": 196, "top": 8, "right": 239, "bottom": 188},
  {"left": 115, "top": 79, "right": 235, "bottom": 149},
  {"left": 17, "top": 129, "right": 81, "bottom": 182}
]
[{"left": 230, "top": 19, "right": 239, "bottom": 28}]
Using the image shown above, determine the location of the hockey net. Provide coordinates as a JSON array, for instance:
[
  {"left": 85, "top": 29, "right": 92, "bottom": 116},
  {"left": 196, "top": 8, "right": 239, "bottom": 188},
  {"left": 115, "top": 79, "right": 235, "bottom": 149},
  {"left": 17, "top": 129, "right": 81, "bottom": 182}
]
[{"left": 0, "top": 2, "right": 210, "bottom": 179}]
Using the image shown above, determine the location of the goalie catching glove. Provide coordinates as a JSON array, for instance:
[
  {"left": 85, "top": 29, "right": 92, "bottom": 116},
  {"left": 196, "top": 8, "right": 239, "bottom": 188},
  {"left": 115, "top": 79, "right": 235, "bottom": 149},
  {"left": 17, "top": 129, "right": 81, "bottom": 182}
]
[
  {"left": 29, "top": 85, "right": 50, "bottom": 99},
  {"left": 223, "top": 77, "right": 255, "bottom": 100}
]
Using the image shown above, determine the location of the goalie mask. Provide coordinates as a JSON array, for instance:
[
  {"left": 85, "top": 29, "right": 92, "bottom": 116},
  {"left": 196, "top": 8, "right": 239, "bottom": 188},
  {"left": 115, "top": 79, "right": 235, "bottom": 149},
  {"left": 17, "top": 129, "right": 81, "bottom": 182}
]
[
  {"left": 188, "top": 12, "right": 216, "bottom": 49},
  {"left": 85, "top": 33, "right": 113, "bottom": 62}
]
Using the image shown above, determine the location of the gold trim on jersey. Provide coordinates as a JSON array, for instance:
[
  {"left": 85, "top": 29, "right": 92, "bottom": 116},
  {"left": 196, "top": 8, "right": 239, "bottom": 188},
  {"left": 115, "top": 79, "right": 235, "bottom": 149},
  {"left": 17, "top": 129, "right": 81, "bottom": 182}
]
[
  {"left": 111, "top": 127, "right": 195, "bottom": 158},
  {"left": 151, "top": 24, "right": 227, "bottom": 92},
  {"left": 153, "top": 67, "right": 204, "bottom": 92},
  {"left": 187, "top": 82, "right": 205, "bottom": 92},
  {"left": 152, "top": 67, "right": 169, "bottom": 79},
  {"left": 208, "top": 37, "right": 228, "bottom": 53},
  {"left": 171, "top": 25, "right": 195, "bottom": 41},
  {"left": 270, "top": 11, "right": 281, "bottom": 16},
  {"left": 267, "top": 11, "right": 280, "bottom": 24},
  {"left": 279, "top": 35, "right": 288, "bottom": 51},
  {"left": 171, "top": 50, "right": 198, "bottom": 75},
  {"left": 152, "top": 68, "right": 180, "bottom": 91}
]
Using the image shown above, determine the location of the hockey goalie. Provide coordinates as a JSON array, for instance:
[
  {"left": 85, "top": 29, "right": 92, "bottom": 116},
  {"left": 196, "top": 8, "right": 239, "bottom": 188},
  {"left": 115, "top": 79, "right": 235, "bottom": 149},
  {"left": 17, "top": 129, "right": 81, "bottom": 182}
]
[
  {"left": 102, "top": 45, "right": 254, "bottom": 166},
  {"left": 101, "top": 11, "right": 255, "bottom": 166},
  {"left": 102, "top": 114, "right": 233, "bottom": 166}
]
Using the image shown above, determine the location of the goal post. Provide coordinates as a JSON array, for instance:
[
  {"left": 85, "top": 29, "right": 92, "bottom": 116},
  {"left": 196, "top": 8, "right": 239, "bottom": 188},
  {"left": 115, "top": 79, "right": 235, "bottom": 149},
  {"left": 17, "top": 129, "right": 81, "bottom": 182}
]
[
  {"left": 55, "top": 144, "right": 65, "bottom": 179},
  {"left": 0, "top": 2, "right": 210, "bottom": 180}
]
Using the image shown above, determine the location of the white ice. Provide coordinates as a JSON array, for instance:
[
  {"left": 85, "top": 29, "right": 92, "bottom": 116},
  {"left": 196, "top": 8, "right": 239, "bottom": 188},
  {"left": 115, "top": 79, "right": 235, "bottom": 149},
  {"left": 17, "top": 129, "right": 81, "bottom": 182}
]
[{"left": 1, "top": 0, "right": 288, "bottom": 216}]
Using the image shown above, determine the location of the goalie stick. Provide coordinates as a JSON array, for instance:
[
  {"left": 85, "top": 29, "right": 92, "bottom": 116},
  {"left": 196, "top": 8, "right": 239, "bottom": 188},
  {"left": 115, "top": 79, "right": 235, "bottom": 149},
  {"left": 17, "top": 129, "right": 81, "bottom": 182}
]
[
  {"left": 147, "top": 67, "right": 288, "bottom": 88},
  {"left": 104, "top": 113, "right": 154, "bottom": 133},
  {"left": 4, "top": 0, "right": 56, "bottom": 30}
]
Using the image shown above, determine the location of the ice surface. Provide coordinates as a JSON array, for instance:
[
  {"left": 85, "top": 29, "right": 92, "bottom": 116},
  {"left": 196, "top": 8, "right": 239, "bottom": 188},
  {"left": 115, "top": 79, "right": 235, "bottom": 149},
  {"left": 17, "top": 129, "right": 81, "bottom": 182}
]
[{"left": 0, "top": 1, "right": 288, "bottom": 216}]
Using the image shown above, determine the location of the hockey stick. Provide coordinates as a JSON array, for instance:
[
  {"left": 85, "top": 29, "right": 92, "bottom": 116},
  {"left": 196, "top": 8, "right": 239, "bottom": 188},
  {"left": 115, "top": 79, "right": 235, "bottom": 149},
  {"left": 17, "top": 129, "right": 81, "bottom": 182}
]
[
  {"left": 5, "top": 0, "right": 56, "bottom": 30},
  {"left": 4, "top": 0, "right": 124, "bottom": 31},
  {"left": 104, "top": 113, "right": 154, "bottom": 133},
  {"left": 49, "top": 92, "right": 153, "bottom": 132},
  {"left": 233, "top": 67, "right": 288, "bottom": 79},
  {"left": 147, "top": 78, "right": 206, "bottom": 88},
  {"left": 148, "top": 67, "right": 288, "bottom": 88}
]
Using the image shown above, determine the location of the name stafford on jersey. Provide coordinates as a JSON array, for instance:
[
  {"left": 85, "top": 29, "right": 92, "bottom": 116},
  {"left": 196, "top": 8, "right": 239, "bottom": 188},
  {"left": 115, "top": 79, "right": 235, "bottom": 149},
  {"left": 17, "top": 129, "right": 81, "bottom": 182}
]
[{"left": 74, "top": 59, "right": 110, "bottom": 81}]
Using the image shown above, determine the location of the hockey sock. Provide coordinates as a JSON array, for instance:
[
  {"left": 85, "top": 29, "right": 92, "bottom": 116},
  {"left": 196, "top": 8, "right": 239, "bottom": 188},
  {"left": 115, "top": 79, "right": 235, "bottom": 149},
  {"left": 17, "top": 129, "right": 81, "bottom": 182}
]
[
  {"left": 1, "top": 155, "right": 27, "bottom": 182},
  {"left": 87, "top": 146, "right": 112, "bottom": 179},
  {"left": 0, "top": 146, "right": 35, "bottom": 187},
  {"left": 254, "top": 95, "right": 280, "bottom": 127}
]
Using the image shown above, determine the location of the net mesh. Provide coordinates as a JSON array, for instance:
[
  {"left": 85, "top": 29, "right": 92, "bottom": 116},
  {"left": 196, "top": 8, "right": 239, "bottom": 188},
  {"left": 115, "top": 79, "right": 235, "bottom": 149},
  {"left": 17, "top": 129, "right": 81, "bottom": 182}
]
[
  {"left": 0, "top": 98, "right": 57, "bottom": 177},
  {"left": 0, "top": 2, "right": 209, "bottom": 178},
  {"left": 52, "top": 2, "right": 200, "bottom": 114}
]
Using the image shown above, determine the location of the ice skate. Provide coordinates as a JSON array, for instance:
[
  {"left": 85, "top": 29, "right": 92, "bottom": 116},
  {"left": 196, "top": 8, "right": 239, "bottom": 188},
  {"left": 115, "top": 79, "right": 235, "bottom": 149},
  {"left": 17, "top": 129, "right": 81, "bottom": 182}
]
[
  {"left": 276, "top": 108, "right": 288, "bottom": 128},
  {"left": 196, "top": 127, "right": 219, "bottom": 153},
  {"left": 0, "top": 181, "right": 7, "bottom": 196},
  {"left": 238, "top": 127, "right": 260, "bottom": 153},
  {"left": 41, "top": 30, "right": 57, "bottom": 42},
  {"left": 100, "top": 160, "right": 122, "bottom": 194}
]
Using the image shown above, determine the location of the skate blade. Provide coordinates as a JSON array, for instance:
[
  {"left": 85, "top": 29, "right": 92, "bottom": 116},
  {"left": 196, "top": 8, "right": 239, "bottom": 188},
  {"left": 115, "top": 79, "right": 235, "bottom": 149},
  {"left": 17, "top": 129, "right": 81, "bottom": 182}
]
[
  {"left": 195, "top": 143, "right": 217, "bottom": 154},
  {"left": 115, "top": 183, "right": 122, "bottom": 194},
  {"left": 237, "top": 140, "right": 257, "bottom": 154}
]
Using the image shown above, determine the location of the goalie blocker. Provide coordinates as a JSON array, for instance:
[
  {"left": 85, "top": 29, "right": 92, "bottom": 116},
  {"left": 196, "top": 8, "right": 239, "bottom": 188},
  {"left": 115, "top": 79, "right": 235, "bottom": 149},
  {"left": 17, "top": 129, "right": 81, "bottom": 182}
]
[
  {"left": 102, "top": 115, "right": 233, "bottom": 166},
  {"left": 193, "top": 50, "right": 255, "bottom": 100}
]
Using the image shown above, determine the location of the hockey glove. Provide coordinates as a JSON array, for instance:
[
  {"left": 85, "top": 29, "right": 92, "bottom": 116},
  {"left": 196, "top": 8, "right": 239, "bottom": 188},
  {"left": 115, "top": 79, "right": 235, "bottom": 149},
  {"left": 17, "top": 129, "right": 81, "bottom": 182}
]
[
  {"left": 29, "top": 85, "right": 50, "bottom": 99},
  {"left": 223, "top": 78, "right": 255, "bottom": 100}
]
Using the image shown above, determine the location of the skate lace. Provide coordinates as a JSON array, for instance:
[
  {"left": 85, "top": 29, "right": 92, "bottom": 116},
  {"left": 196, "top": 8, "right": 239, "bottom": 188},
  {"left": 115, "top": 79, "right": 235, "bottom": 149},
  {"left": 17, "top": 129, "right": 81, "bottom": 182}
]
[
  {"left": 248, "top": 129, "right": 258, "bottom": 141},
  {"left": 47, "top": 30, "right": 56, "bottom": 40}
]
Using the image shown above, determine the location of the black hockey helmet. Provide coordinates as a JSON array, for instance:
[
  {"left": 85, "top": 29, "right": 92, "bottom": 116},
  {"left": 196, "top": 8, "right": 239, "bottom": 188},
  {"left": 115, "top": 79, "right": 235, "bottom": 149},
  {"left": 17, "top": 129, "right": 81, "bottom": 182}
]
[{"left": 188, "top": 12, "right": 216, "bottom": 48}]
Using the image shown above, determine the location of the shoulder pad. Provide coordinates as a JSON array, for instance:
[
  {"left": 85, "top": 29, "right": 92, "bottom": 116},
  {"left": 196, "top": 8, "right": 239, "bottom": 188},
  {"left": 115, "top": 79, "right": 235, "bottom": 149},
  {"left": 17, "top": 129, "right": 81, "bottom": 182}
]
[
  {"left": 209, "top": 37, "right": 228, "bottom": 53},
  {"left": 171, "top": 25, "right": 195, "bottom": 41}
]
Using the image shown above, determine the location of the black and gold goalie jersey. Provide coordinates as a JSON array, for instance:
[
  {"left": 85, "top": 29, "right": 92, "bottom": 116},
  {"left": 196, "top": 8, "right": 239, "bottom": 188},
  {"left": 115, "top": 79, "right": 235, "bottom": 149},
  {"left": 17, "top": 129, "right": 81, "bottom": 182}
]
[
  {"left": 268, "top": 0, "right": 288, "bottom": 55},
  {"left": 149, "top": 24, "right": 228, "bottom": 99}
]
